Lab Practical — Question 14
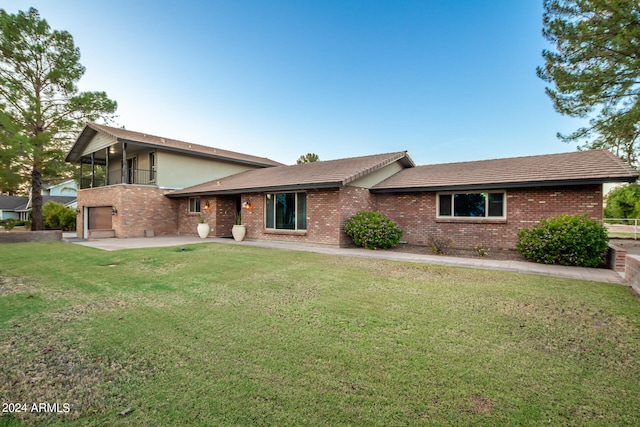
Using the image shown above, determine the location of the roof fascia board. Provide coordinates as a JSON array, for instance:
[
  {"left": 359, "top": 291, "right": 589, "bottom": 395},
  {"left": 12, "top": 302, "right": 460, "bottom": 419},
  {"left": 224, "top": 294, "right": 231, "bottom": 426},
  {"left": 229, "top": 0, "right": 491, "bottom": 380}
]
[
  {"left": 115, "top": 138, "right": 276, "bottom": 168},
  {"left": 370, "top": 177, "right": 637, "bottom": 193},
  {"left": 167, "top": 182, "right": 343, "bottom": 198}
]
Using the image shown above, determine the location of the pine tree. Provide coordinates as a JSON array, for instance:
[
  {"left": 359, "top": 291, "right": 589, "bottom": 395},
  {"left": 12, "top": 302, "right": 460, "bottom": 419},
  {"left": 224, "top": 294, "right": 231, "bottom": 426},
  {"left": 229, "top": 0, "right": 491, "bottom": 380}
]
[
  {"left": 537, "top": 0, "right": 640, "bottom": 166},
  {"left": 0, "top": 8, "right": 117, "bottom": 228}
]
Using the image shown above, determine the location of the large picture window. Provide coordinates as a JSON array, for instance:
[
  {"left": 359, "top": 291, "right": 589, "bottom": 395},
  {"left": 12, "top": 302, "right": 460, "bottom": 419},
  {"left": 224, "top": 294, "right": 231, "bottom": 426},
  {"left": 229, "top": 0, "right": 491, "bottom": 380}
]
[
  {"left": 437, "top": 191, "right": 505, "bottom": 218},
  {"left": 265, "top": 192, "right": 307, "bottom": 230}
]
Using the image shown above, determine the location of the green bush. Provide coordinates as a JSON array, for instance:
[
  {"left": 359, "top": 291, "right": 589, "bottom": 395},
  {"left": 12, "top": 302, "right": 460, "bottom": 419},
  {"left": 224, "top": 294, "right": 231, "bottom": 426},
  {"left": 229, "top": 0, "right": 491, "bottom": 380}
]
[
  {"left": 344, "top": 210, "right": 402, "bottom": 250},
  {"left": 42, "top": 201, "right": 76, "bottom": 231},
  {"left": 604, "top": 183, "right": 640, "bottom": 220},
  {"left": 516, "top": 215, "right": 608, "bottom": 267},
  {"left": 1, "top": 219, "right": 16, "bottom": 230}
]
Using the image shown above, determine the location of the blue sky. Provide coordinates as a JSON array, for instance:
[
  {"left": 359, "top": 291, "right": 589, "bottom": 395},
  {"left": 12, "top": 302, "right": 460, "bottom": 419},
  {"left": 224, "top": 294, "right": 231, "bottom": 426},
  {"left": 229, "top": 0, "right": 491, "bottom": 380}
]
[{"left": 5, "top": 0, "right": 583, "bottom": 165}]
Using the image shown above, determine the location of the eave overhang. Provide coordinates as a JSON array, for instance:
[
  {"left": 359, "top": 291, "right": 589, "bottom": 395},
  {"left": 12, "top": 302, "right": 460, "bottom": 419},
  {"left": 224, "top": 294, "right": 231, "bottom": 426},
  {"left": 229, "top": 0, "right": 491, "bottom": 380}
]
[
  {"left": 166, "top": 182, "right": 343, "bottom": 198},
  {"left": 370, "top": 177, "right": 638, "bottom": 193}
]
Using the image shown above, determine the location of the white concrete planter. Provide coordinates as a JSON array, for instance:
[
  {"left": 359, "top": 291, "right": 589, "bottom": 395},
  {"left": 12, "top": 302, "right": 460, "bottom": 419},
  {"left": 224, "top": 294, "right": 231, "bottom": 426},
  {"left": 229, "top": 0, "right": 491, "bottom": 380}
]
[
  {"left": 232, "top": 224, "right": 246, "bottom": 241},
  {"left": 197, "top": 223, "right": 210, "bottom": 239}
]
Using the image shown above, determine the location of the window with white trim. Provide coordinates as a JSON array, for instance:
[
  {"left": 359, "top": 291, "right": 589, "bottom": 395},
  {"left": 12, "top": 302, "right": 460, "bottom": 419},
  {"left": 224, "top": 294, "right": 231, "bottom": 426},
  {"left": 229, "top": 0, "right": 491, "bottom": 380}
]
[
  {"left": 265, "top": 192, "right": 307, "bottom": 230},
  {"left": 189, "top": 197, "right": 201, "bottom": 214},
  {"left": 437, "top": 191, "right": 505, "bottom": 218}
]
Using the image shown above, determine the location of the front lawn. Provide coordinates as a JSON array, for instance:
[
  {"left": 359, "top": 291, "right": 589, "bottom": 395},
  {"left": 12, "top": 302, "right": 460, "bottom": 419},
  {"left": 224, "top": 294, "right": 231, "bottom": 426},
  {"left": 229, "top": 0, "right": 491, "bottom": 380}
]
[{"left": 1, "top": 242, "right": 639, "bottom": 426}]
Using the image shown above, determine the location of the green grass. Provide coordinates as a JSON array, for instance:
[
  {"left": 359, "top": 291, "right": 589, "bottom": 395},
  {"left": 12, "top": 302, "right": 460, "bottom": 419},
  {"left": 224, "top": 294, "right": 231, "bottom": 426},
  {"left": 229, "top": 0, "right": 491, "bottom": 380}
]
[{"left": 1, "top": 241, "right": 639, "bottom": 426}]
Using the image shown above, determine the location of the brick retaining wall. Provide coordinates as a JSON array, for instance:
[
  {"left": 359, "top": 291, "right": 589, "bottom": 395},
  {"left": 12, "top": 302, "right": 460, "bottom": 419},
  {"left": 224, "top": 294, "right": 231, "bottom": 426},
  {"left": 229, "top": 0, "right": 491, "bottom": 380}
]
[
  {"left": 624, "top": 255, "right": 640, "bottom": 296},
  {"left": 0, "top": 230, "right": 62, "bottom": 243},
  {"left": 607, "top": 243, "right": 627, "bottom": 273}
]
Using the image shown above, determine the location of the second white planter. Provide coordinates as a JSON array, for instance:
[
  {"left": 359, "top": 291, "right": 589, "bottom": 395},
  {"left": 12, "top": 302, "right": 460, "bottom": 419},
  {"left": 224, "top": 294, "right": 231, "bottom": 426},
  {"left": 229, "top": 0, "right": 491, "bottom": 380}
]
[{"left": 232, "top": 224, "right": 246, "bottom": 241}]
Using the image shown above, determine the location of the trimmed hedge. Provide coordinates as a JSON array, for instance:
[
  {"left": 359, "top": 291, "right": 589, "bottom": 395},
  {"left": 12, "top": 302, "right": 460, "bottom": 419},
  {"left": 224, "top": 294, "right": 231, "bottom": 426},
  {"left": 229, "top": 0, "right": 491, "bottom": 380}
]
[
  {"left": 344, "top": 210, "right": 402, "bottom": 250},
  {"left": 516, "top": 215, "right": 608, "bottom": 267}
]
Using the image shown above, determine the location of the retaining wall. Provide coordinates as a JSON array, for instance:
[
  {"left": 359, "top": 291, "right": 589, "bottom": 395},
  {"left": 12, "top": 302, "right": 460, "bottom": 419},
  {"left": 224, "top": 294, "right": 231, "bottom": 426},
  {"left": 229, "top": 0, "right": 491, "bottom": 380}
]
[
  {"left": 624, "top": 255, "right": 640, "bottom": 296},
  {"left": 0, "top": 230, "right": 62, "bottom": 243}
]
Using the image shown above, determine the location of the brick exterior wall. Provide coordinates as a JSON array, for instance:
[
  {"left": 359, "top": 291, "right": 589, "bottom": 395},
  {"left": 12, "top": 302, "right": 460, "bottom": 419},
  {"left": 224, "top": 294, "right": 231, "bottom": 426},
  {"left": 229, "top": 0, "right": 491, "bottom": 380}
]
[
  {"left": 176, "top": 195, "right": 237, "bottom": 237},
  {"left": 375, "top": 185, "right": 603, "bottom": 250},
  {"left": 239, "top": 188, "right": 345, "bottom": 246},
  {"left": 81, "top": 182, "right": 604, "bottom": 250},
  {"left": 76, "top": 185, "right": 179, "bottom": 238}
]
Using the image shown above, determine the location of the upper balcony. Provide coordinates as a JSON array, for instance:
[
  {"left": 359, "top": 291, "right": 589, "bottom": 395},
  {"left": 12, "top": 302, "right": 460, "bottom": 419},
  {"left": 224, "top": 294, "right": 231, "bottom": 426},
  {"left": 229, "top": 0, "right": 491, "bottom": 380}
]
[{"left": 80, "top": 168, "right": 155, "bottom": 189}]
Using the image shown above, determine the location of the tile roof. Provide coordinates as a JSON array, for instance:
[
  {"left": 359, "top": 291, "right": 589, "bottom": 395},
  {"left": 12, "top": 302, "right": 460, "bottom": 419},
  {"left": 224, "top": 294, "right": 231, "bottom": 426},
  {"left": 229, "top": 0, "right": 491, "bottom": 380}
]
[
  {"left": 66, "top": 123, "right": 283, "bottom": 168},
  {"left": 168, "top": 151, "right": 414, "bottom": 196},
  {"left": 372, "top": 149, "right": 639, "bottom": 192}
]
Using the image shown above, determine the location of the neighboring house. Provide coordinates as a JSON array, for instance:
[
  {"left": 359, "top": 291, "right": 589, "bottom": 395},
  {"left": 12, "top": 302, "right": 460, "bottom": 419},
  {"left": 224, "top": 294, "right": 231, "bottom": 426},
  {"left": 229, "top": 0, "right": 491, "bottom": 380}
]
[
  {"left": 43, "top": 179, "right": 78, "bottom": 197},
  {"left": 66, "top": 123, "right": 283, "bottom": 238},
  {"left": 66, "top": 123, "right": 639, "bottom": 250},
  {"left": 0, "top": 195, "right": 77, "bottom": 222},
  {"left": 0, "top": 196, "right": 27, "bottom": 221}
]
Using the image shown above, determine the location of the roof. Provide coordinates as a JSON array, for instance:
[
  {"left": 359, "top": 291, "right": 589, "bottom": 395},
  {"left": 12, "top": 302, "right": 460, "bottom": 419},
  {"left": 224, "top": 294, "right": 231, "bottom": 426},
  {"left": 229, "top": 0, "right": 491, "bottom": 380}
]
[
  {"left": 15, "top": 196, "right": 77, "bottom": 211},
  {"left": 65, "top": 123, "right": 283, "bottom": 168},
  {"left": 0, "top": 196, "right": 28, "bottom": 210},
  {"left": 0, "top": 195, "right": 76, "bottom": 211},
  {"left": 372, "top": 149, "right": 639, "bottom": 192},
  {"left": 167, "top": 151, "right": 414, "bottom": 197}
]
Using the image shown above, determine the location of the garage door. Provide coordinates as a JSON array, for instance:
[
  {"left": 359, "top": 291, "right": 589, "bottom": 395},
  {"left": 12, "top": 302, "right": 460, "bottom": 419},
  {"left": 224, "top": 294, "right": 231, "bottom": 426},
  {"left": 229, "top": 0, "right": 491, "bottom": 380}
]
[{"left": 88, "top": 207, "right": 112, "bottom": 230}]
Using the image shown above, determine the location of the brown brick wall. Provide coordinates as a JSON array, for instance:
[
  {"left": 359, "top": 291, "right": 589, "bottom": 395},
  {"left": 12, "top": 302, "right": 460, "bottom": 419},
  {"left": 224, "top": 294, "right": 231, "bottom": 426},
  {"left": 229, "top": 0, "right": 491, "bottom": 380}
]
[
  {"left": 76, "top": 185, "right": 179, "bottom": 238},
  {"left": 238, "top": 189, "right": 345, "bottom": 245},
  {"left": 374, "top": 185, "right": 603, "bottom": 250}
]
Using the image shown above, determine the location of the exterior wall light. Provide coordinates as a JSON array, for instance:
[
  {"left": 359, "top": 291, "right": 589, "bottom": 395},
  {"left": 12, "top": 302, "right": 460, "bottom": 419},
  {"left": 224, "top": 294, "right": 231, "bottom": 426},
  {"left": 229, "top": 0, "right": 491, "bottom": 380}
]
[{"left": 111, "top": 207, "right": 117, "bottom": 215}]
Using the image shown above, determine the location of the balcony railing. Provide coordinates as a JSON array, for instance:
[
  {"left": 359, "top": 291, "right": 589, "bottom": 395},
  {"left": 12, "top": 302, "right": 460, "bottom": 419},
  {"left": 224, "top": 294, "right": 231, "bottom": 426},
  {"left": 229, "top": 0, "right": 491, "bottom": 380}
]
[{"left": 80, "top": 169, "right": 155, "bottom": 189}]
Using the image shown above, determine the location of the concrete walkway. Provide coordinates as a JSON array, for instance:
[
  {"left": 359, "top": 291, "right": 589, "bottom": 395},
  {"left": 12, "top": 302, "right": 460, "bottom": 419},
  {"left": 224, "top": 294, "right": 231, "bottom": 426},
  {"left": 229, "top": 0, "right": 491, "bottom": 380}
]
[{"left": 66, "top": 234, "right": 625, "bottom": 284}]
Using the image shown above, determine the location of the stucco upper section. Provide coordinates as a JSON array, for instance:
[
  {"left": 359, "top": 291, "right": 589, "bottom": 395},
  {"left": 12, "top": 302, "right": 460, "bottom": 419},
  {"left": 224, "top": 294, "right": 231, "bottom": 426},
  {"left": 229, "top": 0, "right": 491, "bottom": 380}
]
[
  {"left": 81, "top": 132, "right": 117, "bottom": 156},
  {"left": 157, "top": 151, "right": 261, "bottom": 189},
  {"left": 348, "top": 161, "right": 404, "bottom": 189}
]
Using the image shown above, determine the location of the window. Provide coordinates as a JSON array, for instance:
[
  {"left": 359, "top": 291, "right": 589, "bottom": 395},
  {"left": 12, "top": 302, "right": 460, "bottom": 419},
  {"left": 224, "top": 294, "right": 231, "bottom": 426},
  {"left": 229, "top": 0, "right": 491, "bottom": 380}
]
[
  {"left": 189, "top": 197, "right": 201, "bottom": 214},
  {"left": 265, "top": 192, "right": 307, "bottom": 230},
  {"left": 437, "top": 192, "right": 505, "bottom": 218}
]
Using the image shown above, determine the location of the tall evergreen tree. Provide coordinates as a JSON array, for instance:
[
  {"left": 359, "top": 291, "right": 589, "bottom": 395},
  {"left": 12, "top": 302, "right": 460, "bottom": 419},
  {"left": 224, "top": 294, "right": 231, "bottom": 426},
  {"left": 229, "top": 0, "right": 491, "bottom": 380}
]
[
  {"left": 537, "top": 0, "right": 640, "bottom": 166},
  {"left": 0, "top": 8, "right": 117, "bottom": 228}
]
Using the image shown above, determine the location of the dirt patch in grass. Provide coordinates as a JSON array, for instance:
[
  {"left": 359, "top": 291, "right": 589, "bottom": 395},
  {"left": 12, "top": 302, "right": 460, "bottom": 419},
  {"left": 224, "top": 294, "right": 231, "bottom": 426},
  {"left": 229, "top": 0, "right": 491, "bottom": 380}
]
[
  {"left": 0, "top": 276, "right": 38, "bottom": 296},
  {"left": 470, "top": 395, "right": 494, "bottom": 415},
  {"left": 0, "top": 303, "right": 155, "bottom": 423}
]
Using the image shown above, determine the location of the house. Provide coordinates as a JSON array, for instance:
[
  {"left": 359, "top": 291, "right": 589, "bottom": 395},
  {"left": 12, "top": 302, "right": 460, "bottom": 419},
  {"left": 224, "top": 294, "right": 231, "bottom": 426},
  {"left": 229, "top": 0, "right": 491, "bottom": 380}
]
[
  {"left": 43, "top": 179, "right": 78, "bottom": 197},
  {"left": 370, "top": 149, "right": 639, "bottom": 250},
  {"left": 67, "top": 123, "right": 638, "bottom": 251},
  {"left": 65, "top": 123, "right": 282, "bottom": 238},
  {"left": 0, "top": 195, "right": 77, "bottom": 222},
  {"left": 166, "top": 151, "right": 415, "bottom": 245},
  {"left": 167, "top": 149, "right": 638, "bottom": 250},
  {"left": 0, "top": 196, "right": 27, "bottom": 221}
]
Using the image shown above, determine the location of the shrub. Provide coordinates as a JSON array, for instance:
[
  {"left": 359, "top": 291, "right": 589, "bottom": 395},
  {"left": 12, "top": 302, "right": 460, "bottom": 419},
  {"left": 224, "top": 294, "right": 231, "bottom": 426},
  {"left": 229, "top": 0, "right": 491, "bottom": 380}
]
[
  {"left": 427, "top": 235, "right": 454, "bottom": 255},
  {"left": 516, "top": 215, "right": 608, "bottom": 267},
  {"left": 604, "top": 183, "right": 640, "bottom": 221},
  {"left": 344, "top": 210, "right": 402, "bottom": 249},
  {"left": 1, "top": 219, "right": 16, "bottom": 230},
  {"left": 42, "top": 201, "right": 76, "bottom": 231}
]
